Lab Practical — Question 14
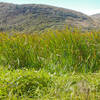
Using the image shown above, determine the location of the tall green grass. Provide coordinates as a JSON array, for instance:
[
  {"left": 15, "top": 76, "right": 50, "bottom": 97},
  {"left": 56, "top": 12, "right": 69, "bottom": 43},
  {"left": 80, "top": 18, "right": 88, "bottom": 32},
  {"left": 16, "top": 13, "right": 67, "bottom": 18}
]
[
  {"left": 0, "top": 28, "right": 100, "bottom": 73},
  {"left": 0, "top": 28, "right": 100, "bottom": 99}
]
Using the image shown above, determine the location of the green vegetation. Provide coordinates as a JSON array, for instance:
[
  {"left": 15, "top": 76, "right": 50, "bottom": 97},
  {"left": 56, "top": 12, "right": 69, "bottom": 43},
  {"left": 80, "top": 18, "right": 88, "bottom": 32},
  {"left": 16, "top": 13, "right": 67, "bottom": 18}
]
[
  {"left": 0, "top": 28, "right": 100, "bottom": 99},
  {"left": 0, "top": 67, "right": 100, "bottom": 100}
]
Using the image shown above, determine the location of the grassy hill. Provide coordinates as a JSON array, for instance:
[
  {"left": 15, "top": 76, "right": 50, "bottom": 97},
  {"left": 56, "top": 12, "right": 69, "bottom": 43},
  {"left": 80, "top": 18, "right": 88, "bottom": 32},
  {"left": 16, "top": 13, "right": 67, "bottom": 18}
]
[{"left": 0, "top": 3, "right": 97, "bottom": 33}]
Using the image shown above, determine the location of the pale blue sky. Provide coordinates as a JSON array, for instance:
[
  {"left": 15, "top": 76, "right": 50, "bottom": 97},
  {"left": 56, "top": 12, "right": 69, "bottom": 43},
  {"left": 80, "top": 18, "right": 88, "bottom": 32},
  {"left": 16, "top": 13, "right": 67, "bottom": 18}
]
[{"left": 0, "top": 0, "right": 100, "bottom": 15}]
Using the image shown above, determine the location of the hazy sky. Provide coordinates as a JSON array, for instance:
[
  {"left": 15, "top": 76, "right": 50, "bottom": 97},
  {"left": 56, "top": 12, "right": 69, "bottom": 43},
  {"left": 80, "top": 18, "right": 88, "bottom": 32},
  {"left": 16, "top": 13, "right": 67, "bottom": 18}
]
[{"left": 0, "top": 0, "right": 100, "bottom": 15}]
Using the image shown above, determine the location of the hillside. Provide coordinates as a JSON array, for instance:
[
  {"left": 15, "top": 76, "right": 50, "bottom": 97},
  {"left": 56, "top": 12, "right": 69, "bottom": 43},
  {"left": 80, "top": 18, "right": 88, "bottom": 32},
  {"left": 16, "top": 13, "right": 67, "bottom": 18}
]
[
  {"left": 91, "top": 13, "right": 100, "bottom": 27},
  {"left": 0, "top": 3, "right": 96, "bottom": 33},
  {"left": 91, "top": 13, "right": 100, "bottom": 19}
]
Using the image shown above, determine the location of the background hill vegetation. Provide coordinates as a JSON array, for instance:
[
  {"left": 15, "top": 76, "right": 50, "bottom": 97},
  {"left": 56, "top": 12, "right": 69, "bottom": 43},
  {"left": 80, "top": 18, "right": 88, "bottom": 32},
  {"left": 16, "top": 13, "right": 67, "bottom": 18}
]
[{"left": 0, "top": 3, "right": 98, "bottom": 33}]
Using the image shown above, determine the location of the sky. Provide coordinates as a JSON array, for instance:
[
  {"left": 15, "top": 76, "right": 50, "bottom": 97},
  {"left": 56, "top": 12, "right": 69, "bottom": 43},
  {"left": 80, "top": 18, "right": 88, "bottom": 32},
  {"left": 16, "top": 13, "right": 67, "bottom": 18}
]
[{"left": 0, "top": 0, "right": 100, "bottom": 15}]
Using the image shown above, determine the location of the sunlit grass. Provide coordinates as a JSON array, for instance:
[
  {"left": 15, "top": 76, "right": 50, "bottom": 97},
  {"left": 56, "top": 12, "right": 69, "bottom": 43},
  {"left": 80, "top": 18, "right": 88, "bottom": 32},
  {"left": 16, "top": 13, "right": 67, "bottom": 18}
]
[
  {"left": 0, "top": 67, "right": 100, "bottom": 100},
  {"left": 0, "top": 28, "right": 99, "bottom": 73},
  {"left": 0, "top": 28, "right": 100, "bottom": 99}
]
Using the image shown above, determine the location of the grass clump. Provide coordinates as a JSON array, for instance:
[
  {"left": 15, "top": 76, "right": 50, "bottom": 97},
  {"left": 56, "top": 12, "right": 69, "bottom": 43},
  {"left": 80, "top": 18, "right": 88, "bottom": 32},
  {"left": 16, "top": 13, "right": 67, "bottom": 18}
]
[
  {"left": 0, "top": 67, "right": 53, "bottom": 99},
  {"left": 0, "top": 67, "right": 100, "bottom": 100}
]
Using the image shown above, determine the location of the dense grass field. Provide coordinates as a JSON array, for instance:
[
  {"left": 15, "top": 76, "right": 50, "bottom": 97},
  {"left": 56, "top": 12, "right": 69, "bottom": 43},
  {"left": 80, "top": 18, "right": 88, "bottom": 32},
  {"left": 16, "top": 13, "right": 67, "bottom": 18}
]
[{"left": 0, "top": 28, "right": 100, "bottom": 99}]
